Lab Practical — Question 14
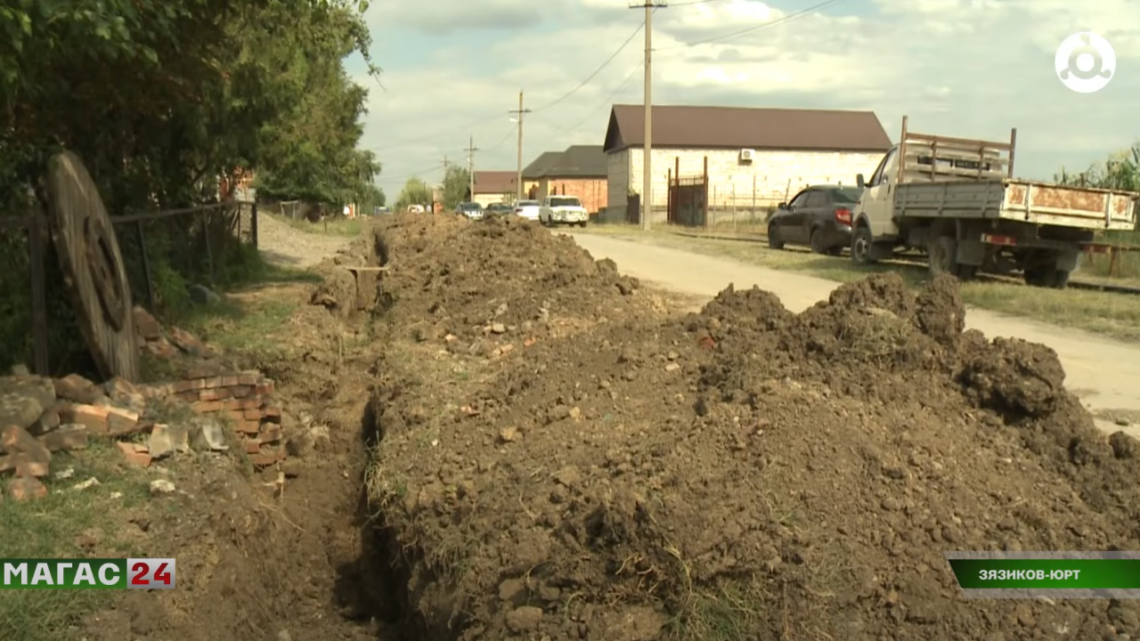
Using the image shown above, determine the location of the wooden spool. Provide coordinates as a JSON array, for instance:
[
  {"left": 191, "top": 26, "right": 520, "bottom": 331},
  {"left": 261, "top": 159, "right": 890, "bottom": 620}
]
[{"left": 45, "top": 151, "right": 140, "bottom": 381}]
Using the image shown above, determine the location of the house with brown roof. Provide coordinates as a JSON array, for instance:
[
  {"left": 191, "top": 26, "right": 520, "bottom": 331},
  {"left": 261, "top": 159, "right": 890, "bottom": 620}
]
[
  {"left": 602, "top": 105, "right": 891, "bottom": 222},
  {"left": 468, "top": 171, "right": 518, "bottom": 206},
  {"left": 521, "top": 145, "right": 608, "bottom": 214}
]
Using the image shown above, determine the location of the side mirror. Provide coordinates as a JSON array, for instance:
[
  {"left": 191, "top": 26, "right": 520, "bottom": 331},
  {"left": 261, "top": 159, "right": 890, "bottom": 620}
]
[
  {"left": 777, "top": 202, "right": 787, "bottom": 209},
  {"left": 856, "top": 173, "right": 866, "bottom": 189}
]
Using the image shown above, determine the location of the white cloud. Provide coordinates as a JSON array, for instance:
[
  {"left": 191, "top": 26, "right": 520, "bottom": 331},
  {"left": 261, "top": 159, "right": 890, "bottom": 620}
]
[{"left": 357, "top": 0, "right": 1140, "bottom": 196}]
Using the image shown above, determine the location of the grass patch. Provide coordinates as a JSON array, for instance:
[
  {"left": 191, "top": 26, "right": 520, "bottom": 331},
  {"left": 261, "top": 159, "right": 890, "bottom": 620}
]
[
  {"left": 0, "top": 443, "right": 154, "bottom": 641},
  {"left": 181, "top": 296, "right": 297, "bottom": 356},
  {"left": 574, "top": 227, "right": 1140, "bottom": 341},
  {"left": 273, "top": 213, "right": 365, "bottom": 238}
]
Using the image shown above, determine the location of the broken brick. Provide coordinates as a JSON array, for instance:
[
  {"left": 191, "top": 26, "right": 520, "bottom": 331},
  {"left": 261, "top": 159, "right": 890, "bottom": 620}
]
[
  {"left": 53, "top": 374, "right": 103, "bottom": 404},
  {"left": 132, "top": 306, "right": 162, "bottom": 341},
  {"left": 38, "top": 425, "right": 89, "bottom": 452},
  {"left": 243, "top": 408, "right": 261, "bottom": 420},
  {"left": 262, "top": 405, "right": 281, "bottom": 419},
  {"left": 238, "top": 371, "right": 260, "bottom": 386},
  {"left": 236, "top": 420, "right": 261, "bottom": 435},
  {"left": 221, "top": 375, "right": 239, "bottom": 387},
  {"left": 59, "top": 404, "right": 110, "bottom": 435},
  {"left": 201, "top": 376, "right": 224, "bottom": 389},
  {"left": 105, "top": 407, "right": 142, "bottom": 436},
  {"left": 8, "top": 476, "right": 48, "bottom": 501},
  {"left": 193, "top": 400, "right": 225, "bottom": 413},
  {"left": 259, "top": 424, "right": 283, "bottom": 443},
  {"left": 169, "top": 327, "right": 210, "bottom": 356},
  {"left": 249, "top": 447, "right": 280, "bottom": 467},
  {"left": 30, "top": 401, "right": 64, "bottom": 436},
  {"left": 13, "top": 454, "right": 49, "bottom": 478},
  {"left": 144, "top": 338, "right": 179, "bottom": 359},
  {"left": 2, "top": 425, "right": 52, "bottom": 463},
  {"left": 174, "top": 378, "right": 206, "bottom": 393},
  {"left": 255, "top": 380, "right": 275, "bottom": 395},
  {"left": 244, "top": 438, "right": 261, "bottom": 454},
  {"left": 229, "top": 385, "right": 254, "bottom": 399},
  {"left": 116, "top": 441, "right": 151, "bottom": 467},
  {"left": 199, "top": 387, "right": 232, "bottom": 401}
]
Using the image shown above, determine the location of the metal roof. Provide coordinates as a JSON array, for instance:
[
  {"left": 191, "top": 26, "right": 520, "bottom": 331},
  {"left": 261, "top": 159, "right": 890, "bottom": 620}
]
[
  {"left": 522, "top": 152, "right": 561, "bottom": 180},
  {"left": 523, "top": 145, "right": 608, "bottom": 179},
  {"left": 603, "top": 105, "right": 892, "bottom": 153}
]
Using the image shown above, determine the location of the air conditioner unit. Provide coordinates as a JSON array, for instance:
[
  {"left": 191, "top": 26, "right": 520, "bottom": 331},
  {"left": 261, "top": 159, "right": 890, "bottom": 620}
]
[{"left": 739, "top": 148, "right": 755, "bottom": 162}]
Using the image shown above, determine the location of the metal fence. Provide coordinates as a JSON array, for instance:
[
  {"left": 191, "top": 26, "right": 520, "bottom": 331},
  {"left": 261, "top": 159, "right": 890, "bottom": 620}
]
[{"left": 0, "top": 200, "right": 259, "bottom": 376}]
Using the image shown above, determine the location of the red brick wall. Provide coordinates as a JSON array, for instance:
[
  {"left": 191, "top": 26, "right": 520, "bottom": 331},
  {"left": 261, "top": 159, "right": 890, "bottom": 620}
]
[{"left": 542, "top": 178, "right": 607, "bottom": 214}]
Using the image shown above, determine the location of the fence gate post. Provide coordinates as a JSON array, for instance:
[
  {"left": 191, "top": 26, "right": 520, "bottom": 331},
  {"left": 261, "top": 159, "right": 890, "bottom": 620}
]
[{"left": 251, "top": 201, "right": 259, "bottom": 248}]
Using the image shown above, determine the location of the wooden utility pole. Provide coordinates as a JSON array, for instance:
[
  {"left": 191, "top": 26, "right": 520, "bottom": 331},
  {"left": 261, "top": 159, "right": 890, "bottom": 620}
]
[
  {"left": 465, "top": 135, "right": 479, "bottom": 200},
  {"left": 631, "top": 1, "right": 666, "bottom": 230},
  {"left": 510, "top": 91, "right": 532, "bottom": 203}
]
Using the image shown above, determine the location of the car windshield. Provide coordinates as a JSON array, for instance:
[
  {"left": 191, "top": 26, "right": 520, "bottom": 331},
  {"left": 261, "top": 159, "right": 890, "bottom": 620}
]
[
  {"left": 518, "top": 200, "right": 539, "bottom": 207},
  {"left": 830, "top": 188, "right": 862, "bottom": 203},
  {"left": 459, "top": 202, "right": 482, "bottom": 210},
  {"left": 550, "top": 197, "right": 581, "bottom": 207}
]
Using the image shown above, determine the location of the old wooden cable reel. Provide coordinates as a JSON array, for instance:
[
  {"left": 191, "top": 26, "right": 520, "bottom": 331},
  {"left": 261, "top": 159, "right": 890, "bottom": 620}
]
[{"left": 44, "top": 151, "right": 139, "bottom": 381}]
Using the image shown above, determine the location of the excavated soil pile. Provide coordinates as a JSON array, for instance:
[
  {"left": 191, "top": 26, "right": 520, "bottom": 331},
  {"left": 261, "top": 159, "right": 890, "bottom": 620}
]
[{"left": 366, "top": 213, "right": 1140, "bottom": 641}]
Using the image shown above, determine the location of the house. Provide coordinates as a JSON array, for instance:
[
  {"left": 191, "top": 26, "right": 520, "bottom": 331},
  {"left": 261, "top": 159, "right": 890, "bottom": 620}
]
[
  {"left": 521, "top": 145, "right": 608, "bottom": 214},
  {"left": 602, "top": 105, "right": 892, "bottom": 222},
  {"left": 468, "top": 171, "right": 518, "bottom": 206}
]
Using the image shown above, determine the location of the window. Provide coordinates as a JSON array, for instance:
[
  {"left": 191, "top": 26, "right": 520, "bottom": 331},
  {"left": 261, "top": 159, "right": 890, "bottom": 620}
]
[
  {"left": 830, "top": 188, "right": 862, "bottom": 203},
  {"left": 549, "top": 196, "right": 581, "bottom": 207},
  {"left": 804, "top": 191, "right": 829, "bottom": 207},
  {"left": 869, "top": 147, "right": 898, "bottom": 186},
  {"left": 788, "top": 190, "right": 810, "bottom": 208}
]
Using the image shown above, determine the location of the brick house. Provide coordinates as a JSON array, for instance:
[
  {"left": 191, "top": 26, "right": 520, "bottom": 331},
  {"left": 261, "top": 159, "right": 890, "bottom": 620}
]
[
  {"left": 469, "top": 171, "right": 518, "bottom": 206},
  {"left": 522, "top": 145, "right": 608, "bottom": 214},
  {"left": 603, "top": 105, "right": 891, "bottom": 222}
]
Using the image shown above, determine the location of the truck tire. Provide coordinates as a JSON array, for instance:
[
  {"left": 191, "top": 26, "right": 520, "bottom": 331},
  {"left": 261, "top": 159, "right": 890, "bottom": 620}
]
[
  {"left": 928, "top": 236, "right": 977, "bottom": 281},
  {"left": 851, "top": 226, "right": 876, "bottom": 265},
  {"left": 1024, "top": 265, "right": 1071, "bottom": 289}
]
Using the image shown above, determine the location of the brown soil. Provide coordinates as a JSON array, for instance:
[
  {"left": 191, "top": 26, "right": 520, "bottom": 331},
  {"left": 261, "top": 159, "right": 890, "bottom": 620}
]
[{"left": 360, "top": 213, "right": 1140, "bottom": 640}]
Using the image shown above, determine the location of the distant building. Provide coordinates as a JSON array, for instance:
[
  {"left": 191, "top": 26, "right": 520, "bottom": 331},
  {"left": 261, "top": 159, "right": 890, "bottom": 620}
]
[
  {"left": 522, "top": 145, "right": 608, "bottom": 214},
  {"left": 468, "top": 171, "right": 518, "bottom": 206},
  {"left": 603, "top": 105, "right": 892, "bottom": 222}
]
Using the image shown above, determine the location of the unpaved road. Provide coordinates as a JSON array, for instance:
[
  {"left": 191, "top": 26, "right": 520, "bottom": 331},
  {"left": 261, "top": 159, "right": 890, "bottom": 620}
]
[
  {"left": 256, "top": 213, "right": 355, "bottom": 267},
  {"left": 569, "top": 232, "right": 1140, "bottom": 432}
]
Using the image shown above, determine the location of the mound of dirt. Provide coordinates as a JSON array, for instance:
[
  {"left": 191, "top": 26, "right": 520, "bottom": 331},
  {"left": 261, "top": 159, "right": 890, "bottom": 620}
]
[{"left": 366, "top": 213, "right": 1140, "bottom": 641}]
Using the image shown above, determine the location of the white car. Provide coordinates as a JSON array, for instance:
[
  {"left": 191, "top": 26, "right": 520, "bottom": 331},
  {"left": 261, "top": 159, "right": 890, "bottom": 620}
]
[
  {"left": 538, "top": 195, "right": 588, "bottom": 227},
  {"left": 513, "top": 199, "right": 540, "bottom": 220}
]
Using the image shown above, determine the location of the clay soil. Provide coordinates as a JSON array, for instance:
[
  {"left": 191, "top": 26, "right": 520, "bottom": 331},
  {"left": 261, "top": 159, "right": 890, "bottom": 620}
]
[{"left": 359, "top": 213, "right": 1140, "bottom": 640}]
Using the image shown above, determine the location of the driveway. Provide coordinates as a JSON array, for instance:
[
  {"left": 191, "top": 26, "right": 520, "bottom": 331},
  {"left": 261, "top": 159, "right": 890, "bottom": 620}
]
[{"left": 568, "top": 233, "right": 1140, "bottom": 435}]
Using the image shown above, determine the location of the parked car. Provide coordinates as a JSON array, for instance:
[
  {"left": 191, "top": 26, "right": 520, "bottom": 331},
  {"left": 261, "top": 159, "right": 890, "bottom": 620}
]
[
  {"left": 456, "top": 201, "right": 484, "bottom": 220},
  {"left": 514, "top": 199, "right": 540, "bottom": 220},
  {"left": 767, "top": 185, "right": 861, "bottom": 255},
  {"left": 407, "top": 204, "right": 426, "bottom": 214},
  {"left": 486, "top": 202, "right": 513, "bottom": 215},
  {"left": 538, "top": 195, "right": 588, "bottom": 227}
]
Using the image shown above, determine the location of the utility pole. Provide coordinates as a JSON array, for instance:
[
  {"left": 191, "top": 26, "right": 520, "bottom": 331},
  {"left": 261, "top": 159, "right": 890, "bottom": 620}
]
[
  {"left": 465, "top": 135, "right": 479, "bottom": 201},
  {"left": 510, "top": 91, "right": 531, "bottom": 203},
  {"left": 631, "top": 1, "right": 666, "bottom": 230}
]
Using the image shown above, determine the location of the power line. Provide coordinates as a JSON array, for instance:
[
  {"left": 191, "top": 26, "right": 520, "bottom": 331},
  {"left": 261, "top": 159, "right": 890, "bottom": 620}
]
[
  {"left": 658, "top": 0, "right": 849, "bottom": 49},
  {"left": 530, "top": 19, "right": 646, "bottom": 112},
  {"left": 366, "top": 112, "right": 506, "bottom": 151},
  {"left": 563, "top": 63, "right": 644, "bottom": 132}
]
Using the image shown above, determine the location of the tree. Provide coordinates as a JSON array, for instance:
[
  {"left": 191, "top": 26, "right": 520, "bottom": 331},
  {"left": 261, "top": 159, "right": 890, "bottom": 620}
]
[
  {"left": 1055, "top": 144, "right": 1140, "bottom": 193},
  {"left": 442, "top": 165, "right": 470, "bottom": 210},
  {"left": 396, "top": 178, "right": 432, "bottom": 210}
]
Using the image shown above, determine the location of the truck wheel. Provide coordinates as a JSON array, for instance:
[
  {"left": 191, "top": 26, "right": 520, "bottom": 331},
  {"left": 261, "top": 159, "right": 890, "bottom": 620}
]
[
  {"left": 768, "top": 223, "right": 784, "bottom": 250},
  {"left": 929, "top": 236, "right": 977, "bottom": 281},
  {"left": 851, "top": 226, "right": 876, "bottom": 264},
  {"left": 1024, "top": 266, "right": 1070, "bottom": 289}
]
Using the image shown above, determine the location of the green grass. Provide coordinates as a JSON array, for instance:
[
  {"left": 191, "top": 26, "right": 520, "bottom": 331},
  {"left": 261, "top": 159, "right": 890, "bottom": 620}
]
[
  {"left": 0, "top": 442, "right": 154, "bottom": 641},
  {"left": 573, "top": 226, "right": 1140, "bottom": 342}
]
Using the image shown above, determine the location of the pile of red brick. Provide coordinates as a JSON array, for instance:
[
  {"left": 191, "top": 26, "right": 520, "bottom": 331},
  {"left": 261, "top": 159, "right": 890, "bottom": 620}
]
[{"left": 140, "top": 371, "right": 285, "bottom": 467}]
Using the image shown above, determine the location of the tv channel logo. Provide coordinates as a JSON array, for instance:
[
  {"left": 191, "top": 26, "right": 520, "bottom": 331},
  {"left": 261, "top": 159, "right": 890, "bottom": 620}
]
[{"left": 1055, "top": 32, "right": 1115, "bottom": 93}]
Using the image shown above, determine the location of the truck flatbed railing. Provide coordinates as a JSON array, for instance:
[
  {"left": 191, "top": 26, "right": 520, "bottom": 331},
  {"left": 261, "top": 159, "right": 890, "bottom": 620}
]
[{"left": 897, "top": 115, "right": 1015, "bottom": 183}]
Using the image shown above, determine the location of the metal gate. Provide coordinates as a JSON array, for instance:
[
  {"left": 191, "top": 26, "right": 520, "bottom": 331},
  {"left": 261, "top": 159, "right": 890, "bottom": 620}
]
[{"left": 668, "top": 176, "right": 707, "bottom": 227}]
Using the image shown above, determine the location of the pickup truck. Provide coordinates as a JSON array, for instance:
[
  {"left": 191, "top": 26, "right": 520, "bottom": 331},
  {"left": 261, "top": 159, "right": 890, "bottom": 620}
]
[
  {"left": 538, "top": 195, "right": 588, "bottom": 228},
  {"left": 850, "top": 117, "right": 1139, "bottom": 288}
]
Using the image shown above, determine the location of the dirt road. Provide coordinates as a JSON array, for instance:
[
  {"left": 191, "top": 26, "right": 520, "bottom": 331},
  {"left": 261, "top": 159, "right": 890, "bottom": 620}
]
[
  {"left": 256, "top": 213, "right": 355, "bottom": 267},
  {"left": 569, "top": 232, "right": 1140, "bottom": 426}
]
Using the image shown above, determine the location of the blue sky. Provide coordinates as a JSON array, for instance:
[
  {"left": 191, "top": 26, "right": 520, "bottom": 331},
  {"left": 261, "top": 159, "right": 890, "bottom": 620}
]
[{"left": 347, "top": 0, "right": 1138, "bottom": 198}]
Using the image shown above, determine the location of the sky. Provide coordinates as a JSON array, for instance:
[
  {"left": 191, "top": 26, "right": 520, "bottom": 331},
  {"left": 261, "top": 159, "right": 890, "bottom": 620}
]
[{"left": 347, "top": 0, "right": 1140, "bottom": 197}]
